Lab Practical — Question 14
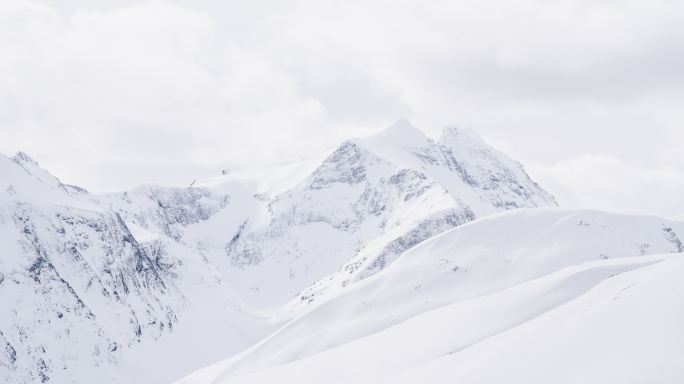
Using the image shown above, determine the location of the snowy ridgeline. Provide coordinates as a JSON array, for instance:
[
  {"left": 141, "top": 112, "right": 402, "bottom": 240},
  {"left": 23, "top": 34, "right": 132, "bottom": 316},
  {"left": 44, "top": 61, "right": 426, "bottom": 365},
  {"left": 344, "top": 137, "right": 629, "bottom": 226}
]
[{"left": 0, "top": 120, "right": 682, "bottom": 384}]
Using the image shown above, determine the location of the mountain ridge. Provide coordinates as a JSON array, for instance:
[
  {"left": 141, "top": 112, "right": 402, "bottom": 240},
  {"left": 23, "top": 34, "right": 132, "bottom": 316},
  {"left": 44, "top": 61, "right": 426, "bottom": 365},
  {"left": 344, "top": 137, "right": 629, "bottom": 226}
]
[{"left": 3, "top": 120, "right": 678, "bottom": 384}]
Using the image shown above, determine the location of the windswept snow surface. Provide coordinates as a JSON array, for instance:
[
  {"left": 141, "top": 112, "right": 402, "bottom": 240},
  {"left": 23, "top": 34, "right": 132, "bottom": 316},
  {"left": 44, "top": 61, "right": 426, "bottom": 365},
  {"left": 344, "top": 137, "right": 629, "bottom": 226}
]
[
  {"left": 178, "top": 208, "right": 684, "bottom": 384},
  {"left": 181, "top": 254, "right": 684, "bottom": 384}
]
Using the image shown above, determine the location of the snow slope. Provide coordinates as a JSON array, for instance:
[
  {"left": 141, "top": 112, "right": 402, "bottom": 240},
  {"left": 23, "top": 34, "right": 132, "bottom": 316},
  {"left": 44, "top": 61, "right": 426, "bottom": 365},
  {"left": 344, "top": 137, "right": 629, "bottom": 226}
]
[
  {"left": 177, "top": 208, "right": 684, "bottom": 384},
  {"left": 182, "top": 254, "right": 684, "bottom": 384}
]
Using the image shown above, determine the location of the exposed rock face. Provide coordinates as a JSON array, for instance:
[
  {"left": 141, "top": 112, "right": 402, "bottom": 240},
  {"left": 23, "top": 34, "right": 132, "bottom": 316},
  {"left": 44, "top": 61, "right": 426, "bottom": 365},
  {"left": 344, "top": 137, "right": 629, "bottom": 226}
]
[
  {"left": 438, "top": 126, "right": 556, "bottom": 209},
  {"left": 0, "top": 202, "right": 181, "bottom": 383},
  {"left": 92, "top": 186, "right": 230, "bottom": 241}
]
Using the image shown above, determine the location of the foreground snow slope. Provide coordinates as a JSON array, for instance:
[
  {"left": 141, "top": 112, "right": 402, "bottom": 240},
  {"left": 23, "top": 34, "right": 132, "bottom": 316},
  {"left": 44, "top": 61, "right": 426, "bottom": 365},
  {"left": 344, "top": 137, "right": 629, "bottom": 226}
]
[
  {"left": 178, "top": 208, "right": 684, "bottom": 384},
  {"left": 183, "top": 254, "right": 684, "bottom": 384}
]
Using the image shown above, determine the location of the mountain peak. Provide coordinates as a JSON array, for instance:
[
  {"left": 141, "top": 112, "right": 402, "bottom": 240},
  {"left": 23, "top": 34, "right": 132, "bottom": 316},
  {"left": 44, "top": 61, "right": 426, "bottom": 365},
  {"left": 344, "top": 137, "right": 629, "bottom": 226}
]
[
  {"left": 380, "top": 118, "right": 421, "bottom": 136},
  {"left": 12, "top": 151, "right": 40, "bottom": 166},
  {"left": 364, "top": 119, "right": 431, "bottom": 148},
  {"left": 8, "top": 151, "right": 81, "bottom": 194},
  {"left": 438, "top": 125, "right": 486, "bottom": 148},
  {"left": 386, "top": 118, "right": 414, "bottom": 130}
]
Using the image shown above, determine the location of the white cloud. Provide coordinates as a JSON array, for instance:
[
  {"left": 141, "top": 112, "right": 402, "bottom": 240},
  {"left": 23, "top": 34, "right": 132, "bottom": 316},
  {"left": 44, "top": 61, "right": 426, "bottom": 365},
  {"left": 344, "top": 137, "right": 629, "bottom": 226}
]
[
  {"left": 528, "top": 154, "right": 684, "bottom": 217},
  {"left": 0, "top": 0, "right": 342, "bottom": 190},
  {"left": 0, "top": 0, "right": 682, "bottom": 216}
]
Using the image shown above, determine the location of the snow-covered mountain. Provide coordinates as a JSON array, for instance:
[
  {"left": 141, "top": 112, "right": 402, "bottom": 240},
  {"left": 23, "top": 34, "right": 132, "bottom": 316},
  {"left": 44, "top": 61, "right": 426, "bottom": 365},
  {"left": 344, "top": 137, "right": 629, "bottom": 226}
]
[
  {"left": 85, "top": 118, "right": 557, "bottom": 314},
  {"left": 1, "top": 120, "right": 681, "bottom": 384}
]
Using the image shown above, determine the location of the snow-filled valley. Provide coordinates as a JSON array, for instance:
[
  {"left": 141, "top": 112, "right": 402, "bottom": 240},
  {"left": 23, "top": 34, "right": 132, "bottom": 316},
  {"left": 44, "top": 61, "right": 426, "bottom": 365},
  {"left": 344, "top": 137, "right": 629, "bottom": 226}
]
[{"left": 1, "top": 120, "right": 682, "bottom": 384}]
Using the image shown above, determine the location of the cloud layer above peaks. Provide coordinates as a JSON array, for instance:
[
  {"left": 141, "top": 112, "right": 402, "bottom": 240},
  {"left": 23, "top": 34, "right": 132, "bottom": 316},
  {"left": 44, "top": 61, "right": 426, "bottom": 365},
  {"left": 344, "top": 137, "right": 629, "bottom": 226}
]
[{"left": 1, "top": 0, "right": 683, "bottom": 216}]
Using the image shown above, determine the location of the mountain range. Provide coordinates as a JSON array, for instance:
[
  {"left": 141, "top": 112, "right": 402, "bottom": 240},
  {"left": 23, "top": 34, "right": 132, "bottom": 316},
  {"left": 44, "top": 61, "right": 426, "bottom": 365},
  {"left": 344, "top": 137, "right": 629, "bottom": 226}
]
[{"left": 1, "top": 120, "right": 682, "bottom": 384}]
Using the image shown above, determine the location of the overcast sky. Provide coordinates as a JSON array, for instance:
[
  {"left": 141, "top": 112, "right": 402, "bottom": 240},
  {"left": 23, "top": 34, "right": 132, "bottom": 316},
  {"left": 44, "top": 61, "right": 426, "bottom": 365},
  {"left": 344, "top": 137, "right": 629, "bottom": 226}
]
[{"left": 1, "top": 0, "right": 683, "bottom": 217}]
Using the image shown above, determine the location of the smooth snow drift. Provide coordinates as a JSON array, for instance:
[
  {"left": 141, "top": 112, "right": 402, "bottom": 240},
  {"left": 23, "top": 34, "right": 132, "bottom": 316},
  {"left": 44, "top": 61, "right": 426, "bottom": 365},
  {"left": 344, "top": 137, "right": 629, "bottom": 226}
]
[
  {"left": 177, "top": 208, "right": 684, "bottom": 384},
  {"left": 181, "top": 254, "right": 684, "bottom": 384}
]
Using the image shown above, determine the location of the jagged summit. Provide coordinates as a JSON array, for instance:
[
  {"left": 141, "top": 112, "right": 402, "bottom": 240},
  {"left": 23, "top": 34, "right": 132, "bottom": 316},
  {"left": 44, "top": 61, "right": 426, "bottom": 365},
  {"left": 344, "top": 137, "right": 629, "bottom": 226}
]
[
  {"left": 438, "top": 125, "right": 486, "bottom": 147},
  {"left": 12, "top": 151, "right": 40, "bottom": 166},
  {"left": 376, "top": 118, "right": 422, "bottom": 136},
  {"left": 10, "top": 150, "right": 58, "bottom": 184},
  {"left": 367, "top": 120, "right": 490, "bottom": 151},
  {"left": 4, "top": 150, "right": 90, "bottom": 200},
  {"left": 364, "top": 118, "right": 432, "bottom": 147}
]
